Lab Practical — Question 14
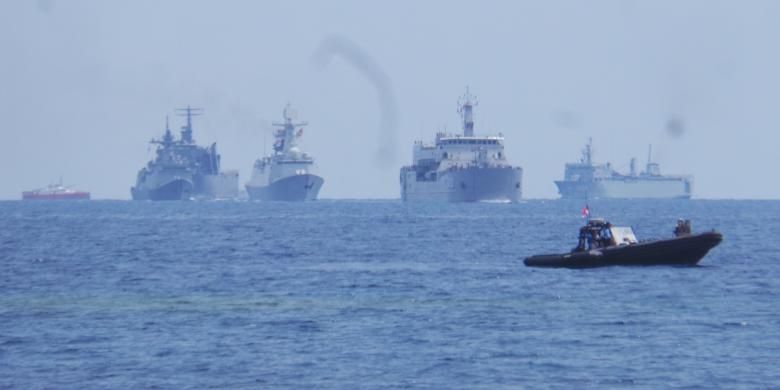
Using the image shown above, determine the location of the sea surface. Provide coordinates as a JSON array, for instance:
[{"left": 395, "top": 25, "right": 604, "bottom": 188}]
[{"left": 1, "top": 199, "right": 778, "bottom": 389}]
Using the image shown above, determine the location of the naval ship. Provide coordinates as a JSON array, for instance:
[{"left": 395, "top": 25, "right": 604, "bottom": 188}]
[
  {"left": 245, "top": 105, "right": 324, "bottom": 201},
  {"left": 131, "top": 107, "right": 239, "bottom": 201},
  {"left": 555, "top": 139, "right": 692, "bottom": 199},
  {"left": 400, "top": 89, "right": 523, "bottom": 202}
]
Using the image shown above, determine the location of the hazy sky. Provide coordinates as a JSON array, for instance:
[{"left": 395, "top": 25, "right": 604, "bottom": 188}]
[{"left": 2, "top": 0, "right": 779, "bottom": 199}]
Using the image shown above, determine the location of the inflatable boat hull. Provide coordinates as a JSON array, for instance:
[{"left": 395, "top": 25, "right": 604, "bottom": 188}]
[{"left": 524, "top": 231, "right": 723, "bottom": 269}]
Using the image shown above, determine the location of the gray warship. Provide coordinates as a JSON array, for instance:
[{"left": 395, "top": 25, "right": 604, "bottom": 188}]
[
  {"left": 400, "top": 89, "right": 523, "bottom": 202},
  {"left": 131, "top": 107, "right": 239, "bottom": 201},
  {"left": 245, "top": 105, "right": 324, "bottom": 201},
  {"left": 555, "top": 138, "right": 692, "bottom": 199}
]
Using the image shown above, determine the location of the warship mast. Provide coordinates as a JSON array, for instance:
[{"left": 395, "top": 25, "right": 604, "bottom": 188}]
[
  {"left": 155, "top": 116, "right": 174, "bottom": 146},
  {"left": 583, "top": 137, "right": 593, "bottom": 165},
  {"left": 457, "top": 87, "right": 478, "bottom": 137},
  {"left": 175, "top": 105, "right": 203, "bottom": 144},
  {"left": 645, "top": 144, "right": 661, "bottom": 175},
  {"left": 271, "top": 104, "right": 308, "bottom": 154}
]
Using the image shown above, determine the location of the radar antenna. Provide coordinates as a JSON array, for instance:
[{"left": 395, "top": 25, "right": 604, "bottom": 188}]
[
  {"left": 271, "top": 103, "right": 308, "bottom": 154},
  {"left": 273, "top": 103, "right": 308, "bottom": 128},
  {"left": 175, "top": 105, "right": 204, "bottom": 144}
]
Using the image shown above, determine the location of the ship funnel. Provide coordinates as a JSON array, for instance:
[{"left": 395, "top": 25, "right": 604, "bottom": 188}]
[{"left": 458, "top": 87, "right": 478, "bottom": 137}]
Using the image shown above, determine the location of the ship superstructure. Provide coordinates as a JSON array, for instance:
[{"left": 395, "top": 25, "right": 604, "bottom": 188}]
[
  {"left": 400, "top": 89, "right": 523, "bottom": 202},
  {"left": 245, "top": 105, "right": 324, "bottom": 201},
  {"left": 555, "top": 139, "right": 692, "bottom": 199},
  {"left": 131, "top": 107, "right": 239, "bottom": 201}
]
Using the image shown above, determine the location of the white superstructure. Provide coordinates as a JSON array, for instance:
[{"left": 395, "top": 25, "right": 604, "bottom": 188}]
[{"left": 400, "top": 89, "right": 523, "bottom": 202}]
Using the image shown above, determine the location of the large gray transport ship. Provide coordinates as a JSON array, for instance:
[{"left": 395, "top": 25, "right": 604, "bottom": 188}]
[
  {"left": 245, "top": 105, "right": 324, "bottom": 201},
  {"left": 400, "top": 90, "right": 523, "bottom": 202},
  {"left": 555, "top": 139, "right": 692, "bottom": 199},
  {"left": 131, "top": 107, "right": 238, "bottom": 201}
]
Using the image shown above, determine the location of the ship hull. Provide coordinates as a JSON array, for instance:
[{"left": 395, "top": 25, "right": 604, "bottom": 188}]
[
  {"left": 555, "top": 178, "right": 691, "bottom": 199},
  {"left": 22, "top": 192, "right": 90, "bottom": 201},
  {"left": 402, "top": 166, "right": 522, "bottom": 202},
  {"left": 524, "top": 232, "right": 722, "bottom": 268},
  {"left": 246, "top": 174, "right": 324, "bottom": 201},
  {"left": 131, "top": 178, "right": 193, "bottom": 201}
]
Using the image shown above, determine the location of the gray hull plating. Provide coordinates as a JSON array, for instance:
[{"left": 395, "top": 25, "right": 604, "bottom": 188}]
[
  {"left": 246, "top": 174, "right": 324, "bottom": 201},
  {"left": 402, "top": 166, "right": 522, "bottom": 202},
  {"left": 131, "top": 178, "right": 193, "bottom": 201},
  {"left": 555, "top": 178, "right": 692, "bottom": 200}
]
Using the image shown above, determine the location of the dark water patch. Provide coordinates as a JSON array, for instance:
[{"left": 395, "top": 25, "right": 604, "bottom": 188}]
[
  {"left": 52, "top": 347, "right": 82, "bottom": 354},
  {"left": 65, "top": 335, "right": 113, "bottom": 345},
  {"left": 0, "top": 336, "right": 28, "bottom": 346},
  {"left": 260, "top": 319, "right": 322, "bottom": 333}
]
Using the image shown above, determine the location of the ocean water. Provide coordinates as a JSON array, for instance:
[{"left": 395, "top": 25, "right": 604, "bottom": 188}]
[{"left": 1, "top": 199, "right": 778, "bottom": 389}]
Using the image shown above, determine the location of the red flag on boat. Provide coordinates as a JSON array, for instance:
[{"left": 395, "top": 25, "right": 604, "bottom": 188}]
[{"left": 581, "top": 205, "right": 590, "bottom": 218}]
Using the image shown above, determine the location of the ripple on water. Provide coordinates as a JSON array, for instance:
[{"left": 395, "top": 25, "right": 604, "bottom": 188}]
[{"left": 0, "top": 200, "right": 778, "bottom": 388}]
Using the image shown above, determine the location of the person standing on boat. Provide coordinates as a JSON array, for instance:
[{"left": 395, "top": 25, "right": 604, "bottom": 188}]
[
  {"left": 575, "top": 226, "right": 590, "bottom": 252},
  {"left": 674, "top": 219, "right": 692, "bottom": 237},
  {"left": 599, "top": 223, "right": 613, "bottom": 247}
]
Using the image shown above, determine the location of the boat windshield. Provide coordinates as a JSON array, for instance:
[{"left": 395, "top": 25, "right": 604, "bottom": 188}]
[
  {"left": 610, "top": 227, "right": 637, "bottom": 245},
  {"left": 574, "top": 220, "right": 637, "bottom": 252}
]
